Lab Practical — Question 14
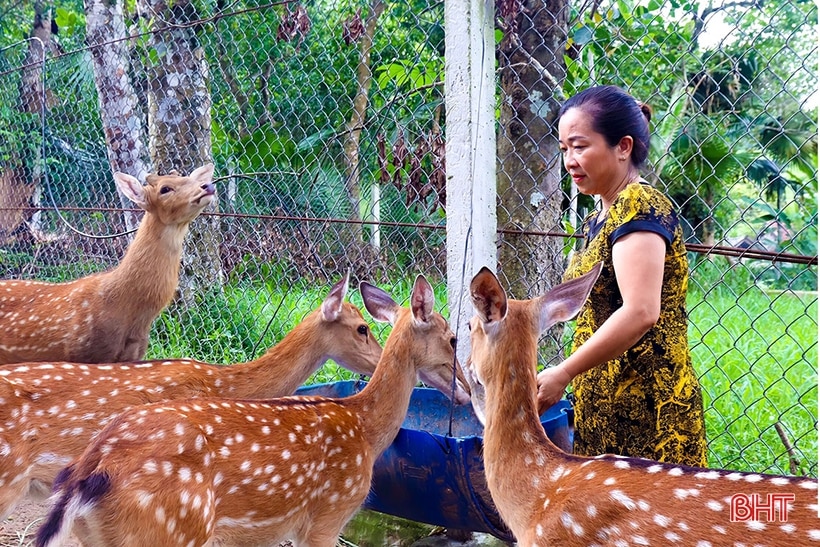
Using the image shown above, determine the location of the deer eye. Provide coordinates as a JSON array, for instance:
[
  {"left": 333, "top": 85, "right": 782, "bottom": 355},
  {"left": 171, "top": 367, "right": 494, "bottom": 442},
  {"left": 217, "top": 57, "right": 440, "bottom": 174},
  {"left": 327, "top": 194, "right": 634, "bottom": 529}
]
[
  {"left": 160, "top": 186, "right": 172, "bottom": 194},
  {"left": 449, "top": 337, "right": 457, "bottom": 349},
  {"left": 357, "top": 325, "right": 368, "bottom": 335}
]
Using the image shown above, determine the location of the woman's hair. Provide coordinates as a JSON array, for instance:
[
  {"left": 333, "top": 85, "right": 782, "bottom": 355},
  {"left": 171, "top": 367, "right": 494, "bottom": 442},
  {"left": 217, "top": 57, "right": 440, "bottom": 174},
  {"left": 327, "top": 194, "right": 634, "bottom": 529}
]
[{"left": 559, "top": 85, "right": 653, "bottom": 167}]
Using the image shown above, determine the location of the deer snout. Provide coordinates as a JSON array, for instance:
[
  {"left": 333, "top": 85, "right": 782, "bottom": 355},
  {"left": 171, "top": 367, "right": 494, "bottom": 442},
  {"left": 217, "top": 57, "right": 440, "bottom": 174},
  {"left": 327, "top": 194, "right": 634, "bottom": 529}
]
[{"left": 195, "top": 183, "right": 217, "bottom": 205}]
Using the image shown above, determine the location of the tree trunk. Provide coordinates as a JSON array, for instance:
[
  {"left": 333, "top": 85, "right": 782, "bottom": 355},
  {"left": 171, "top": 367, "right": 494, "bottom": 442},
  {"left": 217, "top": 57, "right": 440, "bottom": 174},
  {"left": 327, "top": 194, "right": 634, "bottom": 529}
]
[
  {"left": 496, "top": 0, "right": 569, "bottom": 364},
  {"left": 342, "top": 0, "right": 385, "bottom": 251},
  {"left": 138, "top": 0, "right": 223, "bottom": 305},
  {"left": 84, "top": 0, "right": 151, "bottom": 231},
  {"left": 0, "top": 3, "right": 55, "bottom": 242}
]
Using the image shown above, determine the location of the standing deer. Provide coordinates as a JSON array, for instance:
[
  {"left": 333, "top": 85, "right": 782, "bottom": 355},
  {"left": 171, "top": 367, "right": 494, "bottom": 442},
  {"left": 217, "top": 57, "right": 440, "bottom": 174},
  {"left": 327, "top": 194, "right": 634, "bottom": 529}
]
[
  {"left": 0, "top": 164, "right": 216, "bottom": 365},
  {"left": 35, "top": 274, "right": 469, "bottom": 547},
  {"left": 465, "top": 264, "right": 819, "bottom": 546},
  {"left": 0, "top": 273, "right": 389, "bottom": 521}
]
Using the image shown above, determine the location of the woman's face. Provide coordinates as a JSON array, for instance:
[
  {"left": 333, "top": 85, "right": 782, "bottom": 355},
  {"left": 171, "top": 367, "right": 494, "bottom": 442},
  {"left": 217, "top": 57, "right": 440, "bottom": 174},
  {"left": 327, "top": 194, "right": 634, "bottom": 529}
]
[{"left": 558, "top": 107, "right": 631, "bottom": 198}]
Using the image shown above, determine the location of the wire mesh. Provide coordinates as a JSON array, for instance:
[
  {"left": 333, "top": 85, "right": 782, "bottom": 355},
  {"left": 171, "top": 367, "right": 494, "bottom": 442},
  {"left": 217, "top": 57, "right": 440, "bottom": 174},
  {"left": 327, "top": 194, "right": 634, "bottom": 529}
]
[{"left": 0, "top": 0, "right": 815, "bottom": 482}]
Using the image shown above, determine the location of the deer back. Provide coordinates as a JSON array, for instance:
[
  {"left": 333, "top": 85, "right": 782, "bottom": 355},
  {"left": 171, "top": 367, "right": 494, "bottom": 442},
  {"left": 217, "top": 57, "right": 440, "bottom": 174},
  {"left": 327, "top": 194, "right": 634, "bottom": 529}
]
[
  {"left": 0, "top": 164, "right": 216, "bottom": 365},
  {"left": 468, "top": 265, "right": 819, "bottom": 546}
]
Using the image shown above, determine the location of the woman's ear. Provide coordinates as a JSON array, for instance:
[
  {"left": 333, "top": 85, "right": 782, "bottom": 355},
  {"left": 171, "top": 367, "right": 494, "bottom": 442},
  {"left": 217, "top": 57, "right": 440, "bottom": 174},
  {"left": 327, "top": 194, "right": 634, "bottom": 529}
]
[{"left": 618, "top": 135, "right": 634, "bottom": 160}]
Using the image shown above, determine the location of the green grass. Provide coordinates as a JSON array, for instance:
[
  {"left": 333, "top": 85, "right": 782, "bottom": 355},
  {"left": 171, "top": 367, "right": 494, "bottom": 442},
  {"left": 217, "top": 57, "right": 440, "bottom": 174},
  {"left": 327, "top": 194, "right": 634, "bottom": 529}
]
[{"left": 689, "top": 285, "right": 817, "bottom": 476}]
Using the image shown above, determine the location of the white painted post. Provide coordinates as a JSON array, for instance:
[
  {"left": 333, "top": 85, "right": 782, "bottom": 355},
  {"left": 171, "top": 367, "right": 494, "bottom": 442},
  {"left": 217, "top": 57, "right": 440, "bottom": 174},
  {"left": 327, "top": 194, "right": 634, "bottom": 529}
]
[{"left": 444, "top": 0, "right": 496, "bottom": 364}]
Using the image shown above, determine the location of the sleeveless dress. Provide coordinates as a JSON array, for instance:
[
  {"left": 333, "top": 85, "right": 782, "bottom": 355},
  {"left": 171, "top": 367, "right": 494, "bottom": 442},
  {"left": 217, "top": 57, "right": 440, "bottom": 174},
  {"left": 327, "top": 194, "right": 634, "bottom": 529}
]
[{"left": 564, "top": 181, "right": 707, "bottom": 466}]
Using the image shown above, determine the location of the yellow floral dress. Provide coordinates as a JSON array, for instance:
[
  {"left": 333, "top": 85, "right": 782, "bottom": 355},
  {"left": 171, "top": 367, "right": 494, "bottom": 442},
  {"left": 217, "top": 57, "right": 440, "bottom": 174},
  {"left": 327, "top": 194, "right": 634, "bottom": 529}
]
[{"left": 565, "top": 181, "right": 707, "bottom": 467}]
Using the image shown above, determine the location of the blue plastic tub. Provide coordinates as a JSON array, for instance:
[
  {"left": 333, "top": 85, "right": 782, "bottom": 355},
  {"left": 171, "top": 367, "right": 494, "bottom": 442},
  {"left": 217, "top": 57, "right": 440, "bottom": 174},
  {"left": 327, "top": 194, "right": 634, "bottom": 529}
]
[{"left": 295, "top": 380, "right": 574, "bottom": 541}]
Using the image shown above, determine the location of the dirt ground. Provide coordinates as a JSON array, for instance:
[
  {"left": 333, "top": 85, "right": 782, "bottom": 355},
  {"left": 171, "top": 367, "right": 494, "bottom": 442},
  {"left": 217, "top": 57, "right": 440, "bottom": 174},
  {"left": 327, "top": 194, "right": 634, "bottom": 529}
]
[{"left": 1, "top": 498, "right": 80, "bottom": 547}]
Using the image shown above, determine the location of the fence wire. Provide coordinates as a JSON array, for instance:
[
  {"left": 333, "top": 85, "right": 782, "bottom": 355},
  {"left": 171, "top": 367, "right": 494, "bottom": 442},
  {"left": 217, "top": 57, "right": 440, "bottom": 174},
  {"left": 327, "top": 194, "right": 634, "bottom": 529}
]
[{"left": 0, "top": 0, "right": 816, "bottom": 482}]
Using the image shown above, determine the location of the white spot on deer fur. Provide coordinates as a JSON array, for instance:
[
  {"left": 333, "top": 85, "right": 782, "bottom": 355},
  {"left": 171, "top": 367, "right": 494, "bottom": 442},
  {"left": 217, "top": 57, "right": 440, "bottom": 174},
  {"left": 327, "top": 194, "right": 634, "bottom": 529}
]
[
  {"left": 560, "top": 512, "right": 584, "bottom": 536},
  {"left": 743, "top": 474, "right": 763, "bottom": 483},
  {"left": 135, "top": 490, "right": 154, "bottom": 508},
  {"left": 646, "top": 464, "right": 663, "bottom": 473},
  {"left": 706, "top": 500, "right": 723, "bottom": 511},
  {"left": 780, "top": 523, "right": 796, "bottom": 534},
  {"left": 664, "top": 531, "right": 681, "bottom": 542},
  {"left": 610, "top": 490, "right": 636, "bottom": 510},
  {"left": 800, "top": 480, "right": 816, "bottom": 489},
  {"left": 614, "top": 460, "right": 630, "bottom": 469},
  {"left": 282, "top": 449, "right": 291, "bottom": 460},
  {"left": 155, "top": 506, "right": 166, "bottom": 524},
  {"left": 632, "top": 536, "right": 650, "bottom": 545},
  {"left": 654, "top": 514, "right": 671, "bottom": 527},
  {"left": 545, "top": 464, "right": 565, "bottom": 482},
  {"left": 713, "top": 525, "right": 727, "bottom": 534},
  {"left": 674, "top": 488, "right": 700, "bottom": 500},
  {"left": 746, "top": 520, "right": 767, "bottom": 531},
  {"left": 808, "top": 530, "right": 820, "bottom": 539},
  {"left": 694, "top": 470, "right": 721, "bottom": 480},
  {"left": 770, "top": 476, "right": 790, "bottom": 486},
  {"left": 668, "top": 467, "right": 684, "bottom": 476},
  {"left": 603, "top": 477, "right": 616, "bottom": 486},
  {"left": 695, "top": 542, "right": 712, "bottom": 547},
  {"left": 585, "top": 471, "right": 596, "bottom": 480}
]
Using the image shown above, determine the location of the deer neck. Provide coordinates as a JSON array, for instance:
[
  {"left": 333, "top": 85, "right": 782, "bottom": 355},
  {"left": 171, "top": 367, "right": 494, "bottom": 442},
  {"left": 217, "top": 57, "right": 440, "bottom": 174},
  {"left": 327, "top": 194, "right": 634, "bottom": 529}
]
[
  {"left": 347, "top": 320, "right": 418, "bottom": 455},
  {"left": 219, "top": 311, "right": 327, "bottom": 399},
  {"left": 105, "top": 214, "right": 188, "bottom": 309},
  {"left": 482, "top": 328, "right": 565, "bottom": 512}
]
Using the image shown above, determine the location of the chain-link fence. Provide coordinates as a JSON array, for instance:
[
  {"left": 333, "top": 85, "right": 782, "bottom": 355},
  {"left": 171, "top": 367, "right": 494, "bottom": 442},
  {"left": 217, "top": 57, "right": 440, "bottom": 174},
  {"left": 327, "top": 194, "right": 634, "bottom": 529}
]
[{"left": 0, "top": 0, "right": 816, "bottom": 487}]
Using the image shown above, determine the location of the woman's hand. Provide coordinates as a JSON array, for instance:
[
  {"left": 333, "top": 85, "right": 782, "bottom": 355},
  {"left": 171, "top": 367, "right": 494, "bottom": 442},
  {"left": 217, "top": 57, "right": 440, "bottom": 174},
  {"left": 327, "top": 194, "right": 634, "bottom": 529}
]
[{"left": 536, "top": 365, "right": 573, "bottom": 415}]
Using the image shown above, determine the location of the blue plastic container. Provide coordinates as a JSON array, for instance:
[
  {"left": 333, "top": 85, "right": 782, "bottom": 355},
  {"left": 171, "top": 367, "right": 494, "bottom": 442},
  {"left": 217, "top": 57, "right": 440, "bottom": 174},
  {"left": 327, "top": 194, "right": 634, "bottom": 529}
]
[{"left": 295, "top": 380, "right": 574, "bottom": 541}]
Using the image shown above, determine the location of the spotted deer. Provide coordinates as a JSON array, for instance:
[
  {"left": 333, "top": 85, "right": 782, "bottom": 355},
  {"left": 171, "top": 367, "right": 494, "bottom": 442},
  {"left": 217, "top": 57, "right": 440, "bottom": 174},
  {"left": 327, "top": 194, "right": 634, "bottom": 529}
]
[
  {"left": 465, "top": 264, "right": 819, "bottom": 546},
  {"left": 0, "top": 273, "right": 389, "bottom": 521},
  {"left": 0, "top": 164, "right": 216, "bottom": 365},
  {"left": 35, "top": 275, "right": 469, "bottom": 547}
]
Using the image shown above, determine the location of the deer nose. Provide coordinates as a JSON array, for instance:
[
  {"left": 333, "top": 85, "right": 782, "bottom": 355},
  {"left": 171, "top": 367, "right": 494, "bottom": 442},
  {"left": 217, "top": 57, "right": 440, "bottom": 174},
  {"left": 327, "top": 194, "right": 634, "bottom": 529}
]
[{"left": 201, "top": 183, "right": 216, "bottom": 195}]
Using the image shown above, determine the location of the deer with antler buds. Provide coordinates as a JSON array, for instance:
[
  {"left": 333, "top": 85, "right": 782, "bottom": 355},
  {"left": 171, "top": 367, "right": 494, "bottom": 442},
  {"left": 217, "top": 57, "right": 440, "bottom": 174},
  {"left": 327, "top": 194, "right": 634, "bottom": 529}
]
[
  {"left": 35, "top": 274, "right": 470, "bottom": 547},
  {"left": 0, "top": 164, "right": 217, "bottom": 365},
  {"left": 464, "top": 263, "right": 819, "bottom": 546}
]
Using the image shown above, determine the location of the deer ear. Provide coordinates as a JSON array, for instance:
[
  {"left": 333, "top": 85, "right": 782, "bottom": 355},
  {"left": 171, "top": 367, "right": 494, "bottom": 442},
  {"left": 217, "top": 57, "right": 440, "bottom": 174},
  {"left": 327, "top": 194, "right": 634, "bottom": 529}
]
[
  {"left": 535, "top": 262, "right": 601, "bottom": 333},
  {"left": 470, "top": 267, "right": 507, "bottom": 324},
  {"left": 113, "top": 172, "right": 148, "bottom": 209},
  {"left": 410, "top": 275, "right": 435, "bottom": 324},
  {"left": 360, "top": 282, "right": 398, "bottom": 325},
  {"left": 321, "top": 271, "right": 349, "bottom": 322},
  {"left": 189, "top": 163, "right": 215, "bottom": 183}
]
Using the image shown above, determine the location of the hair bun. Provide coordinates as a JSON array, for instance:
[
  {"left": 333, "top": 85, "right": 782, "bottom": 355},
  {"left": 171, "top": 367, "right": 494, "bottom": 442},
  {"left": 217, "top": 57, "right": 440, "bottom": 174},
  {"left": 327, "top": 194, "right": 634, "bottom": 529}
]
[{"left": 637, "top": 101, "right": 653, "bottom": 124}]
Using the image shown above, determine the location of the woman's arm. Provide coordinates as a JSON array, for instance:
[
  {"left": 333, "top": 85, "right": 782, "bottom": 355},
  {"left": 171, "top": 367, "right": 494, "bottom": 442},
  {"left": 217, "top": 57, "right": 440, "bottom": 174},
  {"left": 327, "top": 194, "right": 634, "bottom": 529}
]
[{"left": 536, "top": 230, "right": 666, "bottom": 413}]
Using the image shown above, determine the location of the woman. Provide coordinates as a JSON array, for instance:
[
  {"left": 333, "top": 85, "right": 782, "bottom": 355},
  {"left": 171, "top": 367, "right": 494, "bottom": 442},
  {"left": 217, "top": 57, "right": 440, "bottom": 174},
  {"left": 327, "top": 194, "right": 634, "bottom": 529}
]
[{"left": 536, "top": 85, "right": 707, "bottom": 467}]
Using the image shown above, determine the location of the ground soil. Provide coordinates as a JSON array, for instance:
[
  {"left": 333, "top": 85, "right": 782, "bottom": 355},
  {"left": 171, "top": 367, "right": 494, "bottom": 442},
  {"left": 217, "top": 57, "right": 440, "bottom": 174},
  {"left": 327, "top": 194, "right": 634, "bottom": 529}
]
[{"left": 1, "top": 498, "right": 80, "bottom": 547}]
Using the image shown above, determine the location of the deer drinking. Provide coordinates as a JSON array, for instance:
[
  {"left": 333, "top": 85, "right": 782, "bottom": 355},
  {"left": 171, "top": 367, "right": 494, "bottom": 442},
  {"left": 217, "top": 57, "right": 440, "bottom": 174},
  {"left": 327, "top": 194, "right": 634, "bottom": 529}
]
[
  {"left": 0, "top": 274, "right": 384, "bottom": 520},
  {"left": 36, "top": 274, "right": 470, "bottom": 547}
]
